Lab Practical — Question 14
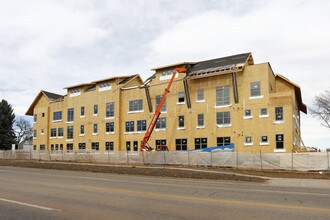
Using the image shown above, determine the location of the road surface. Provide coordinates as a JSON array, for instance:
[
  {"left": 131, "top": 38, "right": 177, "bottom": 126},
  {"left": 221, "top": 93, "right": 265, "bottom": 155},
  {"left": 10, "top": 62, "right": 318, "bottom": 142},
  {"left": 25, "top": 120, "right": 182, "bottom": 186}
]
[{"left": 0, "top": 166, "right": 329, "bottom": 220}]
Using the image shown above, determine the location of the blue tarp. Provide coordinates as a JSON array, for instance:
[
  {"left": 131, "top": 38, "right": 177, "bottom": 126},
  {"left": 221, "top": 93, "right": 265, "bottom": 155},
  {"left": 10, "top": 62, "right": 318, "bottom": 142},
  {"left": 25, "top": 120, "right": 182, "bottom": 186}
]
[{"left": 192, "top": 144, "right": 234, "bottom": 152}]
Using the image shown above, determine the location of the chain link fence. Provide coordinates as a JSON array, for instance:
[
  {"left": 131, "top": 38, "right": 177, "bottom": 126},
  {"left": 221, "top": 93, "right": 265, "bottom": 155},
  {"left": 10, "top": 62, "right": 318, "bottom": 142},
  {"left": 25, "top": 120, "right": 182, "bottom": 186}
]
[{"left": 0, "top": 150, "right": 329, "bottom": 171}]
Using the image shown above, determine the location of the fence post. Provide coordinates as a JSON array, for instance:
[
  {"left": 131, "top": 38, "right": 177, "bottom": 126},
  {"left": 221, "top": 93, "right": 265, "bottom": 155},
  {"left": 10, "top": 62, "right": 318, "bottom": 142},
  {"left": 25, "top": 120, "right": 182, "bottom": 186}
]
[
  {"left": 187, "top": 151, "right": 191, "bottom": 166},
  {"left": 291, "top": 150, "right": 294, "bottom": 171},
  {"left": 236, "top": 150, "right": 239, "bottom": 169},
  {"left": 260, "top": 150, "right": 263, "bottom": 171}
]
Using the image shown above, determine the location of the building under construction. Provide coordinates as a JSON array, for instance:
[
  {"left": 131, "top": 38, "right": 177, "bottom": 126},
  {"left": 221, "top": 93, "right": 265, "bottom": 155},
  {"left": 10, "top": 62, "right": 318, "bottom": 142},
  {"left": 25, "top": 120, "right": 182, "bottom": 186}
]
[{"left": 26, "top": 52, "right": 307, "bottom": 153}]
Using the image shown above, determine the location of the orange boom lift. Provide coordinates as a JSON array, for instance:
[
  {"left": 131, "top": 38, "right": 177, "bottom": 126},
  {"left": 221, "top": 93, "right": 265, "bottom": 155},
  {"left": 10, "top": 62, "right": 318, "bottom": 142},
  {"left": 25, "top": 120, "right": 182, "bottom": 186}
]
[{"left": 140, "top": 67, "right": 186, "bottom": 151}]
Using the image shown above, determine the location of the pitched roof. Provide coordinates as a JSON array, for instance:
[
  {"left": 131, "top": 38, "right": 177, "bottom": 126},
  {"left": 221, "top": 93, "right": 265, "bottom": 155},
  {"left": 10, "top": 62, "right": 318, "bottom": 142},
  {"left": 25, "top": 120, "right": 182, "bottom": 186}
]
[
  {"left": 25, "top": 90, "right": 63, "bottom": 116},
  {"left": 275, "top": 74, "right": 307, "bottom": 114},
  {"left": 187, "top": 52, "right": 253, "bottom": 77}
]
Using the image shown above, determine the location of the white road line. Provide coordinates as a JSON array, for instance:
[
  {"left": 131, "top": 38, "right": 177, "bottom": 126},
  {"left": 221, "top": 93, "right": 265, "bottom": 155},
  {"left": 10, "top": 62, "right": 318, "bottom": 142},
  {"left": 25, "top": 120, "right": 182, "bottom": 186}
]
[{"left": 0, "top": 198, "right": 61, "bottom": 211}]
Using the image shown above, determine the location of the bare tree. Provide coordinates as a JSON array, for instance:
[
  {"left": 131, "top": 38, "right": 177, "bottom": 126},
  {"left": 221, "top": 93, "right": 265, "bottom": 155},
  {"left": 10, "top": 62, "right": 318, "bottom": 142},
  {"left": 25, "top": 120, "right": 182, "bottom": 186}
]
[
  {"left": 310, "top": 90, "right": 330, "bottom": 128},
  {"left": 14, "top": 116, "right": 33, "bottom": 145}
]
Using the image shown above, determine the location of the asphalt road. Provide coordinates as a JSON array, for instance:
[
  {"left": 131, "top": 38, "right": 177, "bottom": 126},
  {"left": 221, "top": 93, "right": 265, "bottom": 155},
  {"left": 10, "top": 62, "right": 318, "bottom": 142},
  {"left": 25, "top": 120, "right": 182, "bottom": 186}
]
[{"left": 0, "top": 166, "right": 329, "bottom": 220}]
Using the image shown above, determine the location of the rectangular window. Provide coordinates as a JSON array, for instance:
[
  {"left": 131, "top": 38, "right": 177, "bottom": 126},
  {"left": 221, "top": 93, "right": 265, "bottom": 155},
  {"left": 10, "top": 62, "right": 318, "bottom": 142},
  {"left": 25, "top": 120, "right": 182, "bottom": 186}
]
[
  {"left": 106, "top": 102, "right": 115, "bottom": 118},
  {"left": 156, "top": 117, "right": 166, "bottom": 129},
  {"left": 34, "top": 114, "right": 37, "bottom": 122},
  {"left": 197, "top": 89, "right": 204, "bottom": 101},
  {"left": 176, "top": 139, "right": 187, "bottom": 151},
  {"left": 178, "top": 116, "right": 185, "bottom": 128},
  {"left": 126, "top": 141, "right": 131, "bottom": 151},
  {"left": 67, "top": 126, "right": 73, "bottom": 139},
  {"left": 216, "top": 86, "right": 230, "bottom": 106},
  {"left": 81, "top": 107, "right": 85, "bottom": 116},
  {"left": 67, "top": 108, "right": 74, "bottom": 122},
  {"left": 93, "top": 124, "right": 98, "bottom": 134},
  {"left": 250, "top": 82, "right": 261, "bottom": 97},
  {"left": 92, "top": 142, "right": 99, "bottom": 151},
  {"left": 106, "top": 122, "right": 114, "bottom": 132},
  {"left": 244, "top": 109, "right": 252, "bottom": 117},
  {"left": 53, "top": 111, "right": 62, "bottom": 121},
  {"left": 156, "top": 95, "right": 166, "bottom": 112},
  {"left": 33, "top": 145, "right": 36, "bottom": 151},
  {"left": 33, "top": 129, "right": 37, "bottom": 138},
  {"left": 275, "top": 107, "right": 283, "bottom": 121},
  {"left": 217, "top": 137, "right": 231, "bottom": 146},
  {"left": 40, "top": 145, "right": 45, "bottom": 151},
  {"left": 80, "top": 125, "right": 84, "bottom": 135},
  {"left": 216, "top": 112, "right": 231, "bottom": 126},
  {"left": 105, "top": 142, "right": 114, "bottom": 151},
  {"left": 194, "top": 138, "right": 207, "bottom": 149},
  {"left": 137, "top": 120, "right": 146, "bottom": 131},
  {"left": 99, "top": 82, "right": 111, "bottom": 91},
  {"left": 245, "top": 136, "right": 252, "bottom": 144},
  {"left": 261, "top": 136, "right": 268, "bottom": 143},
  {"left": 129, "top": 99, "right": 143, "bottom": 112},
  {"left": 58, "top": 128, "right": 64, "bottom": 137},
  {"left": 50, "top": 128, "right": 57, "bottom": 137},
  {"left": 197, "top": 114, "right": 204, "bottom": 127},
  {"left": 155, "top": 139, "right": 167, "bottom": 151},
  {"left": 276, "top": 134, "right": 284, "bottom": 149},
  {"left": 260, "top": 108, "right": 268, "bottom": 116},
  {"left": 66, "top": 143, "right": 73, "bottom": 151},
  {"left": 41, "top": 129, "right": 44, "bottom": 135},
  {"left": 78, "top": 143, "right": 86, "bottom": 150},
  {"left": 178, "top": 92, "right": 185, "bottom": 103},
  {"left": 133, "top": 141, "right": 138, "bottom": 151},
  {"left": 94, "top": 104, "right": 98, "bottom": 115},
  {"left": 125, "top": 121, "right": 135, "bottom": 132}
]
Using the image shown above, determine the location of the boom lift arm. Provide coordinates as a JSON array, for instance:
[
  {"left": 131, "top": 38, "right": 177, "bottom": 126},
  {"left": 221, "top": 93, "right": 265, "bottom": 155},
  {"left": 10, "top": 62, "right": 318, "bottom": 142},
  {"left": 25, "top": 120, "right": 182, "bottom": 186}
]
[{"left": 140, "top": 67, "right": 186, "bottom": 151}]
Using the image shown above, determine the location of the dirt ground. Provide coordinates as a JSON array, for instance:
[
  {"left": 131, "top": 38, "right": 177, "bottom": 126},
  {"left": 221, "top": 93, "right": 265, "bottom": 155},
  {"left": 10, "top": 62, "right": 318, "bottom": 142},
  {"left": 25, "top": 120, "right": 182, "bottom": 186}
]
[{"left": 0, "top": 159, "right": 329, "bottom": 181}]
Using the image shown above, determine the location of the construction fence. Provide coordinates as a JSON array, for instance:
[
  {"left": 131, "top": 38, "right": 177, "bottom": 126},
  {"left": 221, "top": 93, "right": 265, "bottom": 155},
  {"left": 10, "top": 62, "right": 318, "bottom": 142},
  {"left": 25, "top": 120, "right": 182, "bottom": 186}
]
[{"left": 0, "top": 150, "right": 329, "bottom": 172}]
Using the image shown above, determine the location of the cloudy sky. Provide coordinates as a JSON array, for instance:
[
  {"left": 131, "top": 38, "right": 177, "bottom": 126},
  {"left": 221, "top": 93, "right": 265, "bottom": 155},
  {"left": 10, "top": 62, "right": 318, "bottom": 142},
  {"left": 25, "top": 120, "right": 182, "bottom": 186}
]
[{"left": 1, "top": 0, "right": 329, "bottom": 149}]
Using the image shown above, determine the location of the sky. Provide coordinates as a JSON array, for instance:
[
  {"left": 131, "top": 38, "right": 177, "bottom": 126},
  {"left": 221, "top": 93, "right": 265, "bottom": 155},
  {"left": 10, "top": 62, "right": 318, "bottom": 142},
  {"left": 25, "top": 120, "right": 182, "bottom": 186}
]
[{"left": 0, "top": 0, "right": 329, "bottom": 149}]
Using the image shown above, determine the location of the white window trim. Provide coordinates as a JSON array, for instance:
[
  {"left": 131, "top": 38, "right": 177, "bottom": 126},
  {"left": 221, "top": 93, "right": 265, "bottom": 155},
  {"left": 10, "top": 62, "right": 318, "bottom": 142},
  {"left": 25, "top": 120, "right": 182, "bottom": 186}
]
[
  {"left": 196, "top": 125, "right": 205, "bottom": 129},
  {"left": 274, "top": 148, "right": 286, "bottom": 153},
  {"left": 177, "top": 102, "right": 185, "bottom": 105},
  {"left": 50, "top": 137, "right": 57, "bottom": 139},
  {"left": 160, "top": 73, "right": 178, "bottom": 81},
  {"left": 249, "top": 95, "right": 264, "bottom": 100},
  {"left": 155, "top": 128, "right": 166, "bottom": 131},
  {"left": 135, "top": 131, "right": 146, "bottom": 134},
  {"left": 52, "top": 119, "right": 63, "bottom": 123},
  {"left": 99, "top": 86, "right": 112, "bottom": 92},
  {"left": 105, "top": 117, "right": 115, "bottom": 120},
  {"left": 217, "top": 124, "right": 231, "bottom": 128},
  {"left": 128, "top": 110, "right": 144, "bottom": 114},
  {"left": 70, "top": 92, "right": 81, "bottom": 97},
  {"left": 106, "top": 132, "right": 115, "bottom": 135},
  {"left": 244, "top": 142, "right": 253, "bottom": 146},
  {"left": 124, "top": 132, "right": 134, "bottom": 135},
  {"left": 177, "top": 127, "right": 185, "bottom": 130},
  {"left": 196, "top": 99, "right": 205, "bottom": 103},
  {"left": 260, "top": 142, "right": 269, "bottom": 146},
  {"left": 273, "top": 120, "right": 284, "bottom": 124},
  {"left": 259, "top": 114, "right": 269, "bottom": 118},
  {"left": 93, "top": 114, "right": 98, "bottom": 117},
  {"left": 214, "top": 104, "right": 232, "bottom": 109},
  {"left": 66, "top": 139, "right": 73, "bottom": 142},
  {"left": 66, "top": 121, "right": 74, "bottom": 124},
  {"left": 243, "top": 115, "right": 253, "bottom": 119},
  {"left": 80, "top": 115, "right": 85, "bottom": 118},
  {"left": 92, "top": 133, "right": 98, "bottom": 136},
  {"left": 79, "top": 134, "right": 85, "bottom": 137}
]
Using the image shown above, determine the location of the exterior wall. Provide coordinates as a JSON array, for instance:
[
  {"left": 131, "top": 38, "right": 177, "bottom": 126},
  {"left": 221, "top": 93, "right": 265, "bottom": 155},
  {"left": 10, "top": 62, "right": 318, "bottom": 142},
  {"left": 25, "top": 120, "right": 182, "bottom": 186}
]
[{"left": 30, "top": 61, "right": 304, "bottom": 153}]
